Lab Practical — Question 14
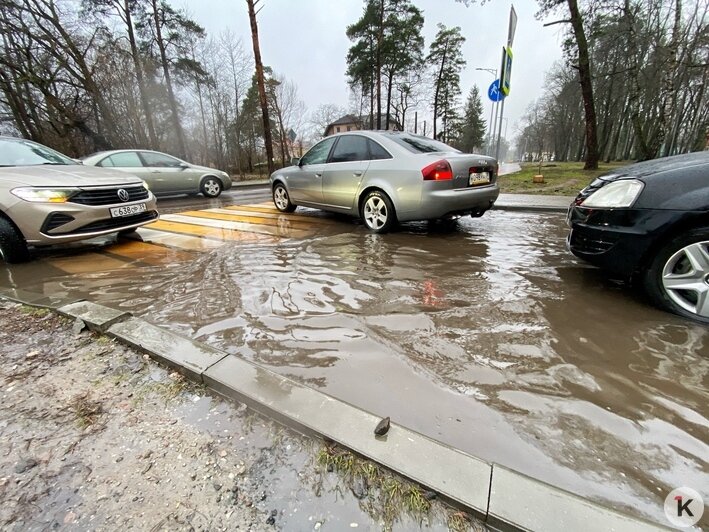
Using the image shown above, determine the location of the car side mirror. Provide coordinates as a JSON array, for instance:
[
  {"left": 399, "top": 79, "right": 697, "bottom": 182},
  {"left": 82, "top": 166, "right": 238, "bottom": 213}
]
[
  {"left": 178, "top": 162, "right": 189, "bottom": 169},
  {"left": 72, "top": 158, "right": 83, "bottom": 165},
  {"left": 291, "top": 157, "right": 301, "bottom": 166}
]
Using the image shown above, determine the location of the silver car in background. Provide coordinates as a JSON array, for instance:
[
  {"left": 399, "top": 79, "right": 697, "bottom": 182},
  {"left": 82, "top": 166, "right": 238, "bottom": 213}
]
[
  {"left": 0, "top": 137, "right": 158, "bottom": 263},
  {"left": 83, "top": 150, "right": 232, "bottom": 198},
  {"left": 269, "top": 131, "right": 499, "bottom": 232}
]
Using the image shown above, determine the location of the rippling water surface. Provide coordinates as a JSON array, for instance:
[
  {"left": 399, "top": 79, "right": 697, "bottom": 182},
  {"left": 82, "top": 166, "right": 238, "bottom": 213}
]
[{"left": 3, "top": 210, "right": 707, "bottom": 524}]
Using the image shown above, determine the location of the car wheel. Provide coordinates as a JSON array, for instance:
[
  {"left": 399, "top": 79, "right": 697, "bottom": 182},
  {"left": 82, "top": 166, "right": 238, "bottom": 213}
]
[
  {"left": 273, "top": 183, "right": 296, "bottom": 213},
  {"left": 201, "top": 177, "right": 223, "bottom": 198},
  {"left": 0, "top": 217, "right": 30, "bottom": 263},
  {"left": 643, "top": 227, "right": 709, "bottom": 323},
  {"left": 361, "top": 190, "right": 396, "bottom": 233}
]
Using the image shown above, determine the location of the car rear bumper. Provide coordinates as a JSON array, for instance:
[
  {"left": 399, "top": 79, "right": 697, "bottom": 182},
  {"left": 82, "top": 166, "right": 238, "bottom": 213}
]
[
  {"left": 402, "top": 183, "right": 500, "bottom": 221},
  {"left": 9, "top": 194, "right": 159, "bottom": 245},
  {"left": 567, "top": 205, "right": 689, "bottom": 277}
]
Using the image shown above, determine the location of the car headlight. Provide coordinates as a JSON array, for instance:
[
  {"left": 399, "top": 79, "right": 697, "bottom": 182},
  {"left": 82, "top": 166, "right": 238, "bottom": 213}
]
[
  {"left": 581, "top": 179, "right": 644, "bottom": 208},
  {"left": 142, "top": 181, "right": 150, "bottom": 191},
  {"left": 11, "top": 187, "right": 77, "bottom": 203}
]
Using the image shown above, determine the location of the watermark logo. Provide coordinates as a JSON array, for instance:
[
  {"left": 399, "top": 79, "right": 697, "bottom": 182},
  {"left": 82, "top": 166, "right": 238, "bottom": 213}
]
[{"left": 664, "top": 487, "right": 703, "bottom": 528}]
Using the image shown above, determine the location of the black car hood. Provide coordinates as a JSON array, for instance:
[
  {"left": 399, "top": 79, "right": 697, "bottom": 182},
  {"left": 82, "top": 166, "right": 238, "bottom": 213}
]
[{"left": 598, "top": 151, "right": 709, "bottom": 181}]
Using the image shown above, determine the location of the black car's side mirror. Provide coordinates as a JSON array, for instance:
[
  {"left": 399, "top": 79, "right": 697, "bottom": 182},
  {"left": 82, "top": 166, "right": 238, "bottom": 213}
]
[{"left": 291, "top": 157, "right": 301, "bottom": 166}]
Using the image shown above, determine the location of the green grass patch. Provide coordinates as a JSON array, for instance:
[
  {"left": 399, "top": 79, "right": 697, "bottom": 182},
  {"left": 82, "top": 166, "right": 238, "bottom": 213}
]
[
  {"left": 19, "top": 305, "right": 50, "bottom": 318},
  {"left": 499, "top": 161, "right": 630, "bottom": 196},
  {"left": 316, "top": 444, "right": 468, "bottom": 529}
]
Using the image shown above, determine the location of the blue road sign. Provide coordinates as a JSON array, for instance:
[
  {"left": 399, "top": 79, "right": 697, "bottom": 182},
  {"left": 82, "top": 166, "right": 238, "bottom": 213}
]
[{"left": 488, "top": 79, "right": 505, "bottom": 102}]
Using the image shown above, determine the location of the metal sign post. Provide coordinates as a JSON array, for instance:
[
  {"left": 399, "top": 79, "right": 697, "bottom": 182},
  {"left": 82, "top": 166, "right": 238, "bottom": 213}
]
[
  {"left": 494, "top": 5, "right": 516, "bottom": 162},
  {"left": 488, "top": 79, "right": 504, "bottom": 157}
]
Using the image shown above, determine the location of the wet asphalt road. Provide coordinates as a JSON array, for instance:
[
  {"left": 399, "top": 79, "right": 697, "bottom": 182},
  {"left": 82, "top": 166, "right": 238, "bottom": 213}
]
[{"left": 1, "top": 187, "right": 707, "bottom": 527}]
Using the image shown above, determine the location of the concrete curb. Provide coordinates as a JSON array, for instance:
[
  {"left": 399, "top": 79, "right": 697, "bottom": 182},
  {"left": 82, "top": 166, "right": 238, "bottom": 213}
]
[
  {"left": 492, "top": 203, "right": 569, "bottom": 213},
  {"left": 231, "top": 179, "right": 270, "bottom": 189},
  {"left": 228, "top": 183, "right": 572, "bottom": 213},
  {"left": 1, "top": 291, "right": 670, "bottom": 532}
]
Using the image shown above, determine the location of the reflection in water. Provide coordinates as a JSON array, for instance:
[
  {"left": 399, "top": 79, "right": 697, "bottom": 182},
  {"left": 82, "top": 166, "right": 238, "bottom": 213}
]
[{"left": 2, "top": 210, "right": 707, "bottom": 525}]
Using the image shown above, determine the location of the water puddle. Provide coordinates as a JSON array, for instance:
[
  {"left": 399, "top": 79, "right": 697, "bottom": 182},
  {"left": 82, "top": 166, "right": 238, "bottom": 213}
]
[{"left": 2, "top": 209, "right": 707, "bottom": 525}]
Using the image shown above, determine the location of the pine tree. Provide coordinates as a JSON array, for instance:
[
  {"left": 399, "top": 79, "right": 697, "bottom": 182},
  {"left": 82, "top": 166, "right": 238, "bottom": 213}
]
[
  {"left": 346, "top": 0, "right": 424, "bottom": 130},
  {"left": 427, "top": 24, "right": 466, "bottom": 142},
  {"left": 455, "top": 85, "right": 486, "bottom": 152}
]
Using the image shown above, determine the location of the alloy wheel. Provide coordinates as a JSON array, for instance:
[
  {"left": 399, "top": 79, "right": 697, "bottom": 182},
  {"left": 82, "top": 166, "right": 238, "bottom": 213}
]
[
  {"left": 364, "top": 196, "right": 388, "bottom": 230},
  {"left": 661, "top": 240, "right": 709, "bottom": 318},
  {"left": 274, "top": 186, "right": 289, "bottom": 210}
]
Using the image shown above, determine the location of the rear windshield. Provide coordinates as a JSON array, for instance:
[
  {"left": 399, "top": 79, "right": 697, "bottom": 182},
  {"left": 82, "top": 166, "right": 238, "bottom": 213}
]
[
  {"left": 385, "top": 133, "right": 460, "bottom": 154},
  {"left": 0, "top": 138, "right": 73, "bottom": 166}
]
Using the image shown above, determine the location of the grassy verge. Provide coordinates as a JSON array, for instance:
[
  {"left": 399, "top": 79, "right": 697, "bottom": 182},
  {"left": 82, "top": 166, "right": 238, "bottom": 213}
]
[{"left": 499, "top": 161, "right": 630, "bottom": 196}]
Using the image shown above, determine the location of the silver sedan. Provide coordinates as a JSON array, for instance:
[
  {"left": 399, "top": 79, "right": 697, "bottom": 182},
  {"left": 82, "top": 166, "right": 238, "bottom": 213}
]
[
  {"left": 83, "top": 150, "right": 232, "bottom": 198},
  {"left": 270, "top": 131, "right": 499, "bottom": 232}
]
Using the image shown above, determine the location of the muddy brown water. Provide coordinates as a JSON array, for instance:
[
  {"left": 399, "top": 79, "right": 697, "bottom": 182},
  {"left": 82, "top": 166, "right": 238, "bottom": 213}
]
[{"left": 2, "top": 209, "right": 707, "bottom": 526}]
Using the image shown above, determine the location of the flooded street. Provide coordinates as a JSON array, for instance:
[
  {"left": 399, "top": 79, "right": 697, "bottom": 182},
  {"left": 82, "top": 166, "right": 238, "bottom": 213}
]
[{"left": 2, "top": 192, "right": 707, "bottom": 526}]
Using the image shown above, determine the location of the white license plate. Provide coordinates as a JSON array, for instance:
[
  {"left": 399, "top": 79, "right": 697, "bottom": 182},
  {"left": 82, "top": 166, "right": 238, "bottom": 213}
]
[
  {"left": 469, "top": 171, "right": 490, "bottom": 186},
  {"left": 110, "top": 203, "right": 146, "bottom": 218}
]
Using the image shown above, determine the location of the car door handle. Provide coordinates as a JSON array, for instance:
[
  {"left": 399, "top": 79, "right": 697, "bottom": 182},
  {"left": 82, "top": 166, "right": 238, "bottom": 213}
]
[
  {"left": 353, "top": 171, "right": 363, "bottom": 177},
  {"left": 315, "top": 173, "right": 322, "bottom": 178}
]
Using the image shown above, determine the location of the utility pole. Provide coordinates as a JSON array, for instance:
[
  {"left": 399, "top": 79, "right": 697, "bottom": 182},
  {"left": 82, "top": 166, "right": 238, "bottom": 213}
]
[
  {"left": 414, "top": 111, "right": 418, "bottom": 134},
  {"left": 475, "top": 67, "right": 498, "bottom": 156},
  {"left": 246, "top": 0, "right": 275, "bottom": 174}
]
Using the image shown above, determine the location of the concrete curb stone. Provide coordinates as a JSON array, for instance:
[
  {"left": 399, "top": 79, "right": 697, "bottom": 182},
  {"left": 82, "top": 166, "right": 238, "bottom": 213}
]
[
  {"left": 107, "top": 317, "right": 228, "bottom": 381},
  {"left": 56, "top": 300, "right": 129, "bottom": 333}
]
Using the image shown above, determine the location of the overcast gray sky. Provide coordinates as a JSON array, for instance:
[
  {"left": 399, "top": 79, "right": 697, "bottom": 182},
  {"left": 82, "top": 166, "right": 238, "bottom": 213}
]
[{"left": 186, "top": 0, "right": 566, "bottom": 140}]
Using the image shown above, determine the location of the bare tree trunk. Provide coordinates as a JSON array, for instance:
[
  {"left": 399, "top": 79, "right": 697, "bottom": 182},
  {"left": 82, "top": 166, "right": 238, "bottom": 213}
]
[
  {"left": 432, "top": 42, "right": 449, "bottom": 140},
  {"left": 124, "top": 0, "right": 158, "bottom": 148},
  {"left": 567, "top": 0, "right": 599, "bottom": 170},
  {"left": 376, "top": 0, "right": 383, "bottom": 129},
  {"left": 246, "top": 0, "right": 275, "bottom": 174},
  {"left": 151, "top": 0, "right": 187, "bottom": 158}
]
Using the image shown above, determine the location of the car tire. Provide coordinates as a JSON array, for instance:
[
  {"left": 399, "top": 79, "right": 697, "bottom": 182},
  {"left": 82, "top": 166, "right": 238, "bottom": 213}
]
[
  {"left": 201, "top": 176, "right": 223, "bottom": 198},
  {"left": 273, "top": 183, "right": 296, "bottom": 213},
  {"left": 360, "top": 190, "right": 396, "bottom": 233},
  {"left": 643, "top": 227, "right": 709, "bottom": 323},
  {"left": 0, "top": 217, "right": 30, "bottom": 263}
]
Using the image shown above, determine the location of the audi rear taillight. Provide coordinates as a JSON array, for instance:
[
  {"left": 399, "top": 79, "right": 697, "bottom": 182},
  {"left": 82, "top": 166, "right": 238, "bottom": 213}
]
[{"left": 422, "top": 160, "right": 453, "bottom": 181}]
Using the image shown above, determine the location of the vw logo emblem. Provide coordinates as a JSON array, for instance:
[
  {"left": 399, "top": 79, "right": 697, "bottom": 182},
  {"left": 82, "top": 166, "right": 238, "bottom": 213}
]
[{"left": 117, "top": 189, "right": 130, "bottom": 202}]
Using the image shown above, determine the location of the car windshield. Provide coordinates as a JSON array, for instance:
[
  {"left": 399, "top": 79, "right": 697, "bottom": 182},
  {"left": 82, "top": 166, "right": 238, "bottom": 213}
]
[
  {"left": 385, "top": 133, "right": 460, "bottom": 154},
  {"left": 0, "top": 138, "right": 74, "bottom": 167}
]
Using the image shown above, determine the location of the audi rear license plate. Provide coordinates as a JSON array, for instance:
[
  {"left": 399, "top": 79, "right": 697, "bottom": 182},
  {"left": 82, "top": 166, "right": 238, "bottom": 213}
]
[
  {"left": 110, "top": 203, "right": 146, "bottom": 218},
  {"left": 469, "top": 171, "right": 490, "bottom": 186}
]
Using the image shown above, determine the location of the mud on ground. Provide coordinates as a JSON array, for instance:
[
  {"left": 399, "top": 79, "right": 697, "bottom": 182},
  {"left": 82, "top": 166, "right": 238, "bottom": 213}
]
[{"left": 0, "top": 301, "right": 484, "bottom": 531}]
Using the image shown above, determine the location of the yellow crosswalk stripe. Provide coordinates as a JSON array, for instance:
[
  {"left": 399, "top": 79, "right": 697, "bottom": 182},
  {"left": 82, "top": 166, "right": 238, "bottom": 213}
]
[
  {"left": 178, "top": 209, "right": 326, "bottom": 230},
  {"left": 146, "top": 219, "right": 278, "bottom": 242},
  {"left": 48, "top": 251, "right": 133, "bottom": 274},
  {"left": 160, "top": 214, "right": 315, "bottom": 239},
  {"left": 102, "top": 240, "right": 193, "bottom": 264},
  {"left": 221, "top": 205, "right": 346, "bottom": 224}
]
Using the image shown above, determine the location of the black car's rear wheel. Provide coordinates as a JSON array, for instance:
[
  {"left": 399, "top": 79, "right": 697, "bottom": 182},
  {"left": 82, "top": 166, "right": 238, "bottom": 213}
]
[
  {"left": 643, "top": 227, "right": 709, "bottom": 323},
  {"left": 361, "top": 190, "right": 396, "bottom": 233},
  {"left": 0, "top": 217, "right": 30, "bottom": 263}
]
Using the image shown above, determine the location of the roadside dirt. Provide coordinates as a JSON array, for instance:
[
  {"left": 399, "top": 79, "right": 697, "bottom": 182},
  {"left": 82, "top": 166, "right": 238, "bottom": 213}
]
[{"left": 0, "top": 300, "right": 484, "bottom": 531}]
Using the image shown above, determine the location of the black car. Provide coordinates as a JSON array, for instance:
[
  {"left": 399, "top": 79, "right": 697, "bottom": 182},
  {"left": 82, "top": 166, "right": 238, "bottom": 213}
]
[{"left": 567, "top": 151, "right": 709, "bottom": 323}]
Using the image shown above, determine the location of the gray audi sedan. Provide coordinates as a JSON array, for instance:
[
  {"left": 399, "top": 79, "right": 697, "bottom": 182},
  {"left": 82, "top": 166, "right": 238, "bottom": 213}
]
[
  {"left": 0, "top": 137, "right": 158, "bottom": 263},
  {"left": 269, "top": 131, "right": 499, "bottom": 232},
  {"left": 83, "top": 149, "right": 232, "bottom": 198}
]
